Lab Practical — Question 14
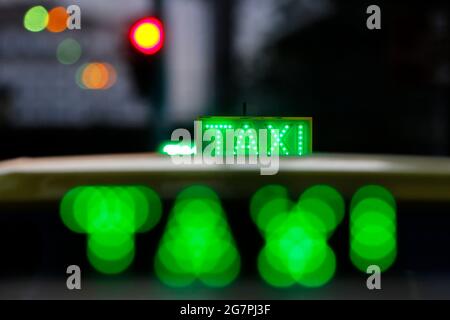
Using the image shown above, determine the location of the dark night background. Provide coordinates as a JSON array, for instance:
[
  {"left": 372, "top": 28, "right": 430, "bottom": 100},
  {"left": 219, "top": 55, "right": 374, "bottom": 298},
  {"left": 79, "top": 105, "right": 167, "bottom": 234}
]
[{"left": 0, "top": 0, "right": 448, "bottom": 158}]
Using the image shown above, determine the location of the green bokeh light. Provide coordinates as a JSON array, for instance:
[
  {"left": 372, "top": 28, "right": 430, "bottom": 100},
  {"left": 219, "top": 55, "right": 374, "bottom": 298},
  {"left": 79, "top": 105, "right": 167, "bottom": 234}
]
[
  {"left": 300, "top": 185, "right": 345, "bottom": 227},
  {"left": 350, "top": 246, "right": 396, "bottom": 273},
  {"left": 258, "top": 247, "right": 296, "bottom": 288},
  {"left": 352, "top": 228, "right": 396, "bottom": 260},
  {"left": 350, "top": 185, "right": 396, "bottom": 212},
  {"left": 60, "top": 187, "right": 84, "bottom": 233},
  {"left": 155, "top": 185, "right": 240, "bottom": 287},
  {"left": 88, "top": 245, "right": 135, "bottom": 275},
  {"left": 253, "top": 185, "right": 340, "bottom": 288},
  {"left": 256, "top": 198, "right": 293, "bottom": 235},
  {"left": 60, "top": 186, "right": 162, "bottom": 274},
  {"left": 296, "top": 246, "right": 336, "bottom": 288},
  {"left": 351, "top": 204, "right": 395, "bottom": 234},
  {"left": 176, "top": 185, "right": 221, "bottom": 203},
  {"left": 350, "top": 186, "right": 397, "bottom": 272},
  {"left": 258, "top": 212, "right": 336, "bottom": 288},
  {"left": 88, "top": 232, "right": 134, "bottom": 261},
  {"left": 57, "top": 38, "right": 82, "bottom": 65},
  {"left": 296, "top": 198, "right": 336, "bottom": 238},
  {"left": 23, "top": 6, "right": 48, "bottom": 32},
  {"left": 129, "top": 186, "right": 162, "bottom": 232},
  {"left": 250, "top": 185, "right": 289, "bottom": 225}
]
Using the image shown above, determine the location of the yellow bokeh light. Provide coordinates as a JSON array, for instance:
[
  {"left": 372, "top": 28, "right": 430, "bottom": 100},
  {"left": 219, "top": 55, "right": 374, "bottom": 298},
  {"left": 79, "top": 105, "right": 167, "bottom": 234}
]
[{"left": 134, "top": 22, "right": 161, "bottom": 49}]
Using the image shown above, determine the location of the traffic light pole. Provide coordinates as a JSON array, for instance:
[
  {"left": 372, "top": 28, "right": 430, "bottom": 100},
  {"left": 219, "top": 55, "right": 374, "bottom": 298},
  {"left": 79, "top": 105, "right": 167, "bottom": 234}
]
[{"left": 148, "top": 0, "right": 166, "bottom": 151}]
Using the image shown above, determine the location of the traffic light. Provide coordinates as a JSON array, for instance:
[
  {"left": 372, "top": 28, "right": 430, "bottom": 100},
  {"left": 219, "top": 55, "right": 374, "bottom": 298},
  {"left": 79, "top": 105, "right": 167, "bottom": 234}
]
[
  {"left": 127, "top": 16, "right": 165, "bottom": 95},
  {"left": 126, "top": 16, "right": 166, "bottom": 148},
  {"left": 129, "top": 17, "right": 164, "bottom": 55}
]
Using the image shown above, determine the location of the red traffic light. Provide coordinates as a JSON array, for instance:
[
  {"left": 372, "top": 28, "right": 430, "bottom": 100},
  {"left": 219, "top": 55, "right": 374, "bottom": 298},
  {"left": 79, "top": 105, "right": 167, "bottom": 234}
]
[{"left": 129, "top": 17, "right": 164, "bottom": 55}]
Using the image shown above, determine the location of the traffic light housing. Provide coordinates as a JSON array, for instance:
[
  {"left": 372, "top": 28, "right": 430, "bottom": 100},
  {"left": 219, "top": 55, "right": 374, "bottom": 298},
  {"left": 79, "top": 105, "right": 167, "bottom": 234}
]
[{"left": 126, "top": 16, "right": 165, "bottom": 117}]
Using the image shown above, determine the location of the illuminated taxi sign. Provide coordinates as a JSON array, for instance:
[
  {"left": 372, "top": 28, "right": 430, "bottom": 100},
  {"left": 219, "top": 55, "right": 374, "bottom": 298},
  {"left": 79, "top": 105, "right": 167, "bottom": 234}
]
[{"left": 198, "top": 116, "right": 312, "bottom": 156}]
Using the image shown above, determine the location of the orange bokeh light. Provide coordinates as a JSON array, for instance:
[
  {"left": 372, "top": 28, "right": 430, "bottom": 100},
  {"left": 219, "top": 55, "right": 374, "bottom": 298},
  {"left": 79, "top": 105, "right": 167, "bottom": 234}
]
[
  {"left": 78, "top": 63, "right": 117, "bottom": 90},
  {"left": 47, "top": 7, "right": 68, "bottom": 33}
]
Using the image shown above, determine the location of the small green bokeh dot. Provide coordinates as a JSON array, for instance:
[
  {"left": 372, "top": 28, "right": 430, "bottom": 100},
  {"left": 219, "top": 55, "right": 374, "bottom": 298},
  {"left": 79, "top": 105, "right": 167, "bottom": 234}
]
[{"left": 57, "top": 38, "right": 82, "bottom": 65}]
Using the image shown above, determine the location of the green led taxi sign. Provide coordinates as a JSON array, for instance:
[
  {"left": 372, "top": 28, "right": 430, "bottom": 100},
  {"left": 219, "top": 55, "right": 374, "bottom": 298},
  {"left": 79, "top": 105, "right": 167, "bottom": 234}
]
[{"left": 198, "top": 116, "right": 312, "bottom": 156}]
